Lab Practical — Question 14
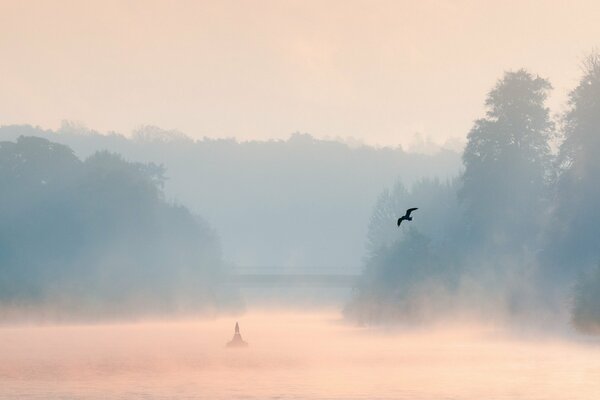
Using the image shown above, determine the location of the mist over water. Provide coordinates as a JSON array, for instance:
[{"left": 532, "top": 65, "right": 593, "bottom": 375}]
[
  {"left": 2, "top": 309, "right": 600, "bottom": 400},
  {"left": 3, "top": 3, "right": 600, "bottom": 396}
]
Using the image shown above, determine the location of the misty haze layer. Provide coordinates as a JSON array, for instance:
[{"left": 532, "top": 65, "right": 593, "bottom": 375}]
[
  {"left": 0, "top": 127, "right": 461, "bottom": 272},
  {"left": 3, "top": 310, "right": 600, "bottom": 399},
  {"left": 3, "top": 1, "right": 600, "bottom": 147},
  {"left": 3, "top": 56, "right": 600, "bottom": 334}
]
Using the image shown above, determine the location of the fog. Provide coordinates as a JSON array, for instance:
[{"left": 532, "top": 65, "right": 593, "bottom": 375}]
[
  {"left": 5, "top": 29, "right": 600, "bottom": 400},
  {"left": 3, "top": 55, "right": 600, "bottom": 331},
  {"left": 5, "top": 2, "right": 600, "bottom": 398},
  {"left": 0, "top": 125, "right": 461, "bottom": 271},
  {"left": 3, "top": 1, "right": 600, "bottom": 147},
  {"left": 2, "top": 310, "right": 600, "bottom": 399}
]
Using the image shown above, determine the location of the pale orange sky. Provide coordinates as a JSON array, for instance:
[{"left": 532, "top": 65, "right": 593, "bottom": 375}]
[{"left": 1, "top": 0, "right": 599, "bottom": 147}]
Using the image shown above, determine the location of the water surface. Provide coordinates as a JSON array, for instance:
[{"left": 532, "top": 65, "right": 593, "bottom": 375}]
[{"left": 1, "top": 310, "right": 599, "bottom": 399}]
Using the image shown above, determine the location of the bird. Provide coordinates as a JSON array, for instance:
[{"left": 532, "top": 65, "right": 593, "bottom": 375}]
[{"left": 397, "top": 208, "right": 418, "bottom": 227}]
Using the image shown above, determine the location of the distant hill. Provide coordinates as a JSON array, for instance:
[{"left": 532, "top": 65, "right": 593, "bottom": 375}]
[{"left": 0, "top": 124, "right": 462, "bottom": 272}]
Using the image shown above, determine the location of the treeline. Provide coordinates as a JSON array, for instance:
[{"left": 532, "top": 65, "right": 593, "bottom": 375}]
[
  {"left": 0, "top": 125, "right": 461, "bottom": 272},
  {"left": 0, "top": 136, "right": 237, "bottom": 320},
  {"left": 346, "top": 54, "right": 600, "bottom": 333}
]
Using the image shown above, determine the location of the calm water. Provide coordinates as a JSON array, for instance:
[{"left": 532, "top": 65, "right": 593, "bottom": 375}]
[{"left": 1, "top": 310, "right": 600, "bottom": 399}]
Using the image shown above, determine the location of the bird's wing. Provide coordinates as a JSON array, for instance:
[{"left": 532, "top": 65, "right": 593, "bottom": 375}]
[
  {"left": 397, "top": 217, "right": 403, "bottom": 226},
  {"left": 406, "top": 207, "right": 418, "bottom": 216}
]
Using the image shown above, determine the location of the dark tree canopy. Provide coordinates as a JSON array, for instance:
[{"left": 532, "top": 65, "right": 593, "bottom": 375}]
[
  {"left": 460, "top": 70, "right": 553, "bottom": 250},
  {"left": 553, "top": 54, "right": 600, "bottom": 270},
  {"left": 0, "top": 136, "right": 232, "bottom": 319}
]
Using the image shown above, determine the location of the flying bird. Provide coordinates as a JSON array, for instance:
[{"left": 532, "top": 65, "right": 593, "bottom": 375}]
[{"left": 397, "top": 208, "right": 418, "bottom": 227}]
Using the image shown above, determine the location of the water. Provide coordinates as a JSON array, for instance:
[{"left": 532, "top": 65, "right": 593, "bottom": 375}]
[{"left": 1, "top": 310, "right": 600, "bottom": 399}]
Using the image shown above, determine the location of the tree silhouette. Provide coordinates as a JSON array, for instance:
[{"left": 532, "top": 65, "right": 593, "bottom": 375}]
[
  {"left": 553, "top": 54, "right": 600, "bottom": 271},
  {"left": 0, "top": 136, "right": 232, "bottom": 318},
  {"left": 460, "top": 70, "right": 553, "bottom": 251}
]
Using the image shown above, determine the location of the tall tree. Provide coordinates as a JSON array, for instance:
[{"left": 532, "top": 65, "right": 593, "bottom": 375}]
[
  {"left": 460, "top": 70, "right": 553, "bottom": 251},
  {"left": 554, "top": 53, "right": 600, "bottom": 271}
]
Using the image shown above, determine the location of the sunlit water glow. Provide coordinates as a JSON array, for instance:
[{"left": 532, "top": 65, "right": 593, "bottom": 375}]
[{"left": 1, "top": 310, "right": 600, "bottom": 399}]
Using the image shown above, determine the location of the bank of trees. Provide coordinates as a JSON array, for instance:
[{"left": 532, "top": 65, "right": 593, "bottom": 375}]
[
  {"left": 347, "top": 55, "right": 600, "bottom": 332},
  {"left": 0, "top": 125, "right": 461, "bottom": 273},
  {"left": 0, "top": 136, "right": 235, "bottom": 319}
]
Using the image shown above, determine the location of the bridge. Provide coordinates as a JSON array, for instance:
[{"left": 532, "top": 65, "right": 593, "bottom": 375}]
[
  {"left": 227, "top": 273, "right": 359, "bottom": 287},
  {"left": 225, "top": 268, "right": 360, "bottom": 288}
]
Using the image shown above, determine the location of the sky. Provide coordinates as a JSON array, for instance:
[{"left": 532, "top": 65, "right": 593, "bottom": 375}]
[{"left": 1, "top": 0, "right": 599, "bottom": 147}]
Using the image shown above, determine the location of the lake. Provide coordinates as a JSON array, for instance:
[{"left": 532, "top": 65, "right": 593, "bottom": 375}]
[{"left": 1, "top": 309, "right": 599, "bottom": 399}]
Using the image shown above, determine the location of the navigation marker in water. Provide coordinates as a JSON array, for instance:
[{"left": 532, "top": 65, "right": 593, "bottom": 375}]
[{"left": 226, "top": 321, "right": 248, "bottom": 348}]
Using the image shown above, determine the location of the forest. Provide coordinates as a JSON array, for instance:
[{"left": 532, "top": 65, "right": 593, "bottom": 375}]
[
  {"left": 0, "top": 136, "right": 236, "bottom": 319},
  {"left": 346, "top": 55, "right": 600, "bottom": 333},
  {"left": 0, "top": 124, "right": 460, "bottom": 272},
  {"left": 2, "top": 55, "right": 600, "bottom": 333}
]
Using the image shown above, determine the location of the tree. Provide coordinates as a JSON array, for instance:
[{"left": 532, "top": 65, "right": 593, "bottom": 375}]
[
  {"left": 365, "top": 178, "right": 460, "bottom": 255},
  {"left": 365, "top": 182, "right": 409, "bottom": 255},
  {"left": 0, "top": 136, "right": 235, "bottom": 319},
  {"left": 346, "top": 228, "right": 450, "bottom": 324},
  {"left": 460, "top": 70, "right": 553, "bottom": 251},
  {"left": 350, "top": 178, "right": 462, "bottom": 325},
  {"left": 572, "top": 263, "right": 600, "bottom": 334},
  {"left": 553, "top": 54, "right": 600, "bottom": 271}
]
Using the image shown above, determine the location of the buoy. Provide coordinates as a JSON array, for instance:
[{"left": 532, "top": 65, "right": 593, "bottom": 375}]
[{"left": 226, "top": 321, "right": 248, "bottom": 348}]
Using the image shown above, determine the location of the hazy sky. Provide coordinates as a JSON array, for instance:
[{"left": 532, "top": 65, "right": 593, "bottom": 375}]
[{"left": 1, "top": 0, "right": 599, "bottom": 147}]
